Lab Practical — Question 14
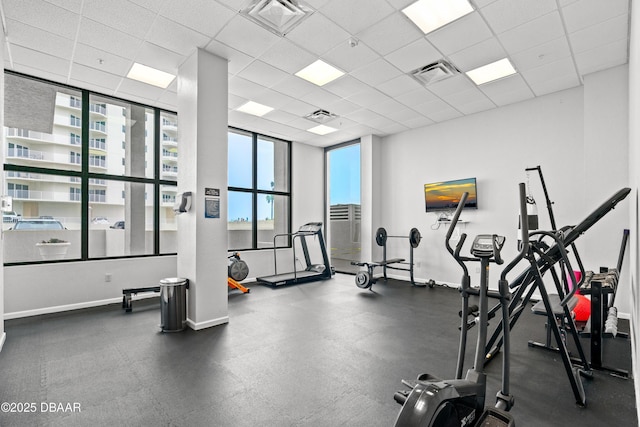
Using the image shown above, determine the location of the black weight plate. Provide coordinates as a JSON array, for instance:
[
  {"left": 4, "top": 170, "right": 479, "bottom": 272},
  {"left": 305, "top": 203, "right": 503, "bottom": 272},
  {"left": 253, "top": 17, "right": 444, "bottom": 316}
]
[
  {"left": 229, "top": 259, "right": 249, "bottom": 281},
  {"left": 409, "top": 228, "right": 421, "bottom": 248},
  {"left": 375, "top": 227, "right": 387, "bottom": 246},
  {"left": 355, "top": 271, "right": 371, "bottom": 289}
]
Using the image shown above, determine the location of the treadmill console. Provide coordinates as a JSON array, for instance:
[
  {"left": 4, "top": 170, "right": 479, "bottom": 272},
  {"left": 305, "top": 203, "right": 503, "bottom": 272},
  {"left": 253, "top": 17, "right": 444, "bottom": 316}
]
[
  {"left": 299, "top": 222, "right": 322, "bottom": 233},
  {"left": 471, "top": 234, "right": 505, "bottom": 258}
]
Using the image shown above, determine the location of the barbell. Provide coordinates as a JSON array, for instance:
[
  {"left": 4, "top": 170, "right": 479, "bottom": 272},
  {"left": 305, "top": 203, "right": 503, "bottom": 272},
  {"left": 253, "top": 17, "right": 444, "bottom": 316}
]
[{"left": 375, "top": 227, "right": 421, "bottom": 248}]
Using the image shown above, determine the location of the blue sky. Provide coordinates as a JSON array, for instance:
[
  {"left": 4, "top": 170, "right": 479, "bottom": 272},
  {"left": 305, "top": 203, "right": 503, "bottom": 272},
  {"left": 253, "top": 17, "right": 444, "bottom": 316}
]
[{"left": 329, "top": 144, "right": 360, "bottom": 205}]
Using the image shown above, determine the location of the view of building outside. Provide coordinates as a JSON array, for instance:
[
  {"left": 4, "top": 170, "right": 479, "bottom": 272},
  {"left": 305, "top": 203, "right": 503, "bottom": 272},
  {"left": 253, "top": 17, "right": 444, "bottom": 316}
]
[
  {"left": 328, "top": 143, "right": 361, "bottom": 273},
  {"left": 3, "top": 75, "right": 178, "bottom": 262}
]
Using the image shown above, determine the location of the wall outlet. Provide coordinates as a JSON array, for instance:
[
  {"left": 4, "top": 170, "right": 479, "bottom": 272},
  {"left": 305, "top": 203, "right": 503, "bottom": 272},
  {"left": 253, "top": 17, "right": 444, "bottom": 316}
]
[{"left": 105, "top": 273, "right": 112, "bottom": 282}]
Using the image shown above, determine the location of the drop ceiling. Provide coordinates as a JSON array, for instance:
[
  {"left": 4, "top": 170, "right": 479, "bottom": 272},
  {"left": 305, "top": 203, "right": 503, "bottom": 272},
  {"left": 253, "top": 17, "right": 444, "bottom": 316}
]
[{"left": 0, "top": 0, "right": 631, "bottom": 147}]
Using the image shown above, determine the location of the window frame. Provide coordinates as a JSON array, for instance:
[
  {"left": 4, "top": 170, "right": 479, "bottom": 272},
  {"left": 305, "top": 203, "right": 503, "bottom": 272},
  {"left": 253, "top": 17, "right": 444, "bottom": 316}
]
[
  {"left": 3, "top": 70, "right": 178, "bottom": 265},
  {"left": 228, "top": 126, "right": 292, "bottom": 251}
]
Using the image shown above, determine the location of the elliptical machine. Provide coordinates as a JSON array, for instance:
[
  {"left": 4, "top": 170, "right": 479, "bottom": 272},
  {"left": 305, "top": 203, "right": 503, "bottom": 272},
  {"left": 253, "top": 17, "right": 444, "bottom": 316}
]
[{"left": 393, "top": 184, "right": 530, "bottom": 427}]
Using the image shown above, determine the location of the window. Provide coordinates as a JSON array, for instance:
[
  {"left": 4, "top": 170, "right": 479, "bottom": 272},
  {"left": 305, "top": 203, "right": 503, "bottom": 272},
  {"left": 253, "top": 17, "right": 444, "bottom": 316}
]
[
  {"left": 3, "top": 71, "right": 178, "bottom": 264},
  {"left": 228, "top": 129, "right": 291, "bottom": 250}
]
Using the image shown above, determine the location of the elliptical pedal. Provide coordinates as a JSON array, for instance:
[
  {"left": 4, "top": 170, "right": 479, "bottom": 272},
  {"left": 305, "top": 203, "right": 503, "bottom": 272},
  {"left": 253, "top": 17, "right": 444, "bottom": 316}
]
[{"left": 473, "top": 408, "right": 515, "bottom": 427}]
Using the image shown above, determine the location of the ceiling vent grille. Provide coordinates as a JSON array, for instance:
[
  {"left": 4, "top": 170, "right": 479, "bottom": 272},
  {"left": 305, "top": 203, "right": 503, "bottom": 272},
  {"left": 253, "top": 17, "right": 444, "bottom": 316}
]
[
  {"left": 411, "top": 60, "right": 460, "bottom": 86},
  {"left": 304, "top": 109, "right": 337, "bottom": 124},
  {"left": 240, "top": 0, "right": 315, "bottom": 36}
]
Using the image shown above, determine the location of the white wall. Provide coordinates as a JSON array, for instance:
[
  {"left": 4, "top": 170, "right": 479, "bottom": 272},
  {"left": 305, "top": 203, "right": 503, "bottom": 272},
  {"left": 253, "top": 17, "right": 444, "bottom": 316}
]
[
  {"left": 4, "top": 257, "right": 177, "bottom": 317},
  {"left": 379, "top": 70, "right": 630, "bottom": 315}
]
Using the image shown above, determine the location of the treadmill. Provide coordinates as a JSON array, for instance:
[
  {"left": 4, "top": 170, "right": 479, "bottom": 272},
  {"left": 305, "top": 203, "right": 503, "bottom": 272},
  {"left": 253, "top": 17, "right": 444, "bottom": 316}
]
[{"left": 257, "top": 222, "right": 333, "bottom": 287}]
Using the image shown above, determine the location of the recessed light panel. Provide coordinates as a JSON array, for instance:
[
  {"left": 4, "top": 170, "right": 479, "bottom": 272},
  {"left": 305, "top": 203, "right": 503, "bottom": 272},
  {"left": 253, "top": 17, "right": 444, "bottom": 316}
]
[
  {"left": 402, "top": 0, "right": 474, "bottom": 34},
  {"left": 126, "top": 63, "right": 175, "bottom": 88},
  {"left": 307, "top": 124, "right": 337, "bottom": 135},
  {"left": 466, "top": 58, "right": 517, "bottom": 85},
  {"left": 295, "top": 60, "right": 344, "bottom": 86},
  {"left": 236, "top": 101, "right": 274, "bottom": 117}
]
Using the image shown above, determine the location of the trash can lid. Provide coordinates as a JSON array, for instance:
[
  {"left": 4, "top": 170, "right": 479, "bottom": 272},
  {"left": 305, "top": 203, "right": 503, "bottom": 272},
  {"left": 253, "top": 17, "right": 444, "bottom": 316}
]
[{"left": 159, "top": 277, "right": 188, "bottom": 286}]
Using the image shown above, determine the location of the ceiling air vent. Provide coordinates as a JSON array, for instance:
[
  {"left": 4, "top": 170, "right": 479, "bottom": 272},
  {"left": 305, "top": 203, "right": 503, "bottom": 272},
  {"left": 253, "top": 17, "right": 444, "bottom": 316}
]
[
  {"left": 411, "top": 60, "right": 460, "bottom": 86},
  {"left": 240, "top": 0, "right": 315, "bottom": 36},
  {"left": 304, "top": 109, "right": 337, "bottom": 124}
]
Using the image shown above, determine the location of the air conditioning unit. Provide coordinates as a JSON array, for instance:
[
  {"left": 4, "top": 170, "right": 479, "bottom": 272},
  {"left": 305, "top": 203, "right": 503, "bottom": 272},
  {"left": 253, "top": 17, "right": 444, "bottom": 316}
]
[
  {"left": 304, "top": 109, "right": 338, "bottom": 124},
  {"left": 411, "top": 60, "right": 460, "bottom": 86}
]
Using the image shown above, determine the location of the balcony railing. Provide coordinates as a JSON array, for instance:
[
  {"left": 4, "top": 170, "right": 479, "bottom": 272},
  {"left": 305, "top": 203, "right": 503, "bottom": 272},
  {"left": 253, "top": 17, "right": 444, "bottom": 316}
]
[
  {"left": 89, "top": 122, "right": 106, "bottom": 133},
  {"left": 89, "top": 103, "right": 107, "bottom": 115},
  {"left": 89, "top": 138, "right": 106, "bottom": 150},
  {"left": 7, "top": 147, "right": 45, "bottom": 160}
]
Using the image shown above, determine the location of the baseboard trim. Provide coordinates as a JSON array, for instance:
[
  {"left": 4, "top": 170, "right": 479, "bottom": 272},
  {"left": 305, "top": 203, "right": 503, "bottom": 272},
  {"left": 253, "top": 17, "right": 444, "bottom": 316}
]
[
  {"left": 4, "top": 297, "right": 123, "bottom": 320},
  {"left": 187, "top": 316, "right": 229, "bottom": 331}
]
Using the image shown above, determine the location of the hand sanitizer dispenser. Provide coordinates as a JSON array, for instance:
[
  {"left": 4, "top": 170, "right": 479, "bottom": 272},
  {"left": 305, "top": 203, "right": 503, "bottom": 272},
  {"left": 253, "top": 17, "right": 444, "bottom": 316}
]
[{"left": 174, "top": 192, "right": 192, "bottom": 214}]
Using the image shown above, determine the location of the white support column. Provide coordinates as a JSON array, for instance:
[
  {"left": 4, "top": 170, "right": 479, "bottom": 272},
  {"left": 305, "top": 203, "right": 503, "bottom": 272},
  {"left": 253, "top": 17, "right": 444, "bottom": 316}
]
[
  {"left": 177, "top": 49, "right": 229, "bottom": 330},
  {"left": 360, "top": 135, "right": 382, "bottom": 263}
]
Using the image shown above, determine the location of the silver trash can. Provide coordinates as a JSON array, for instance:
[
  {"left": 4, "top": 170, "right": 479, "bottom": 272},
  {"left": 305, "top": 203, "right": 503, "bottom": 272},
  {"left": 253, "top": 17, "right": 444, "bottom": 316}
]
[{"left": 159, "top": 277, "right": 189, "bottom": 332}]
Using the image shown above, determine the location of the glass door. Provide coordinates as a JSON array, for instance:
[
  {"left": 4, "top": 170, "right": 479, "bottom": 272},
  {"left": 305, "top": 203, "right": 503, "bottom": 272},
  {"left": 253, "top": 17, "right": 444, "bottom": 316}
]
[{"left": 327, "top": 142, "right": 361, "bottom": 273}]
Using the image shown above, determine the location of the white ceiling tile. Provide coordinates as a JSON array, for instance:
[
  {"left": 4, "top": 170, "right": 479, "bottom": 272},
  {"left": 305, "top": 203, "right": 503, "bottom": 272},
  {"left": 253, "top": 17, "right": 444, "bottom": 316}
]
[
  {"left": 386, "top": 0, "right": 416, "bottom": 10},
  {"left": 321, "top": 40, "right": 379, "bottom": 73},
  {"left": 78, "top": 18, "right": 143, "bottom": 60},
  {"left": 427, "top": 13, "right": 492, "bottom": 56},
  {"left": 377, "top": 74, "right": 423, "bottom": 97},
  {"left": 134, "top": 42, "right": 185, "bottom": 74},
  {"left": 474, "top": 0, "right": 499, "bottom": 7},
  {"left": 561, "top": 0, "right": 629, "bottom": 33},
  {"left": 236, "top": 60, "right": 290, "bottom": 88},
  {"left": 204, "top": 40, "right": 254, "bottom": 75},
  {"left": 377, "top": 122, "right": 409, "bottom": 135},
  {"left": 279, "top": 98, "right": 318, "bottom": 116},
  {"left": 83, "top": 0, "right": 156, "bottom": 40},
  {"left": 229, "top": 76, "right": 268, "bottom": 99},
  {"left": 320, "top": 0, "right": 394, "bottom": 34},
  {"left": 448, "top": 38, "right": 506, "bottom": 71},
  {"left": 70, "top": 63, "right": 123, "bottom": 91},
  {"left": 367, "top": 98, "right": 409, "bottom": 117},
  {"left": 510, "top": 37, "right": 572, "bottom": 73},
  {"left": 424, "top": 74, "right": 476, "bottom": 98},
  {"left": 299, "top": 87, "right": 343, "bottom": 108},
  {"left": 117, "top": 76, "right": 167, "bottom": 100},
  {"left": 568, "top": 14, "right": 629, "bottom": 54},
  {"left": 286, "top": 12, "right": 351, "bottom": 56},
  {"left": 355, "top": 12, "right": 423, "bottom": 56},
  {"left": 10, "top": 62, "right": 68, "bottom": 84},
  {"left": 347, "top": 88, "right": 393, "bottom": 108},
  {"left": 73, "top": 43, "right": 132, "bottom": 76},
  {"left": 384, "top": 38, "right": 442, "bottom": 73},
  {"left": 4, "top": 0, "right": 80, "bottom": 39},
  {"left": 323, "top": 98, "right": 362, "bottom": 116},
  {"left": 265, "top": 109, "right": 308, "bottom": 125},
  {"left": 521, "top": 56, "right": 577, "bottom": 86},
  {"left": 498, "top": 12, "right": 565, "bottom": 56},
  {"left": 349, "top": 58, "right": 402, "bottom": 86},
  {"left": 345, "top": 108, "right": 396, "bottom": 128},
  {"left": 145, "top": 15, "right": 211, "bottom": 57},
  {"left": 9, "top": 45, "right": 70, "bottom": 77},
  {"left": 384, "top": 107, "right": 424, "bottom": 123},
  {"left": 45, "top": 0, "right": 84, "bottom": 13},
  {"left": 403, "top": 115, "right": 435, "bottom": 129},
  {"left": 270, "top": 75, "right": 319, "bottom": 99},
  {"left": 480, "top": 0, "right": 557, "bottom": 34},
  {"left": 528, "top": 73, "right": 581, "bottom": 97},
  {"left": 479, "top": 74, "right": 535, "bottom": 107},
  {"left": 323, "top": 75, "right": 371, "bottom": 98},
  {"left": 258, "top": 38, "right": 317, "bottom": 74},
  {"left": 214, "top": 15, "right": 281, "bottom": 58},
  {"left": 228, "top": 93, "right": 248, "bottom": 110},
  {"left": 574, "top": 38, "right": 628, "bottom": 77},
  {"left": 413, "top": 98, "right": 457, "bottom": 117},
  {"left": 251, "top": 89, "right": 297, "bottom": 109},
  {"left": 160, "top": 0, "right": 236, "bottom": 38},
  {"left": 5, "top": 19, "right": 75, "bottom": 61},
  {"left": 449, "top": 96, "right": 496, "bottom": 116},
  {"left": 396, "top": 87, "right": 439, "bottom": 107}
]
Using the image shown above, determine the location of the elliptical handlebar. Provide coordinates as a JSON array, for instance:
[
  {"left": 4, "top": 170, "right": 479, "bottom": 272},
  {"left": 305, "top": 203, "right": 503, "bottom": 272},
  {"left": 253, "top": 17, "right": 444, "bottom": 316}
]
[
  {"left": 499, "top": 183, "right": 529, "bottom": 282},
  {"left": 446, "top": 192, "right": 470, "bottom": 275}
]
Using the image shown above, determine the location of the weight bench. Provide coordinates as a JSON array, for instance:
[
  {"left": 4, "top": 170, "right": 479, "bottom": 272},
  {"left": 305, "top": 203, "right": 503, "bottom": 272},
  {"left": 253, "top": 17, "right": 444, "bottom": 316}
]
[
  {"left": 351, "top": 258, "right": 404, "bottom": 290},
  {"left": 528, "top": 294, "right": 579, "bottom": 352},
  {"left": 122, "top": 286, "right": 160, "bottom": 312}
]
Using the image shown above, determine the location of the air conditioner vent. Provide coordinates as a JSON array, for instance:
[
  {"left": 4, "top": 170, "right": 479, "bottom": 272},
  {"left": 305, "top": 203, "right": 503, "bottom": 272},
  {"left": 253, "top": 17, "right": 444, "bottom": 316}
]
[
  {"left": 411, "top": 60, "right": 460, "bottom": 86},
  {"left": 304, "top": 109, "right": 338, "bottom": 124}
]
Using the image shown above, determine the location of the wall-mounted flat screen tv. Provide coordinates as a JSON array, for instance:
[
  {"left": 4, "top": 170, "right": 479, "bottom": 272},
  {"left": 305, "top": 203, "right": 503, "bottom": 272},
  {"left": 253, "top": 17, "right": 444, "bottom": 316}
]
[{"left": 424, "top": 178, "right": 478, "bottom": 212}]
